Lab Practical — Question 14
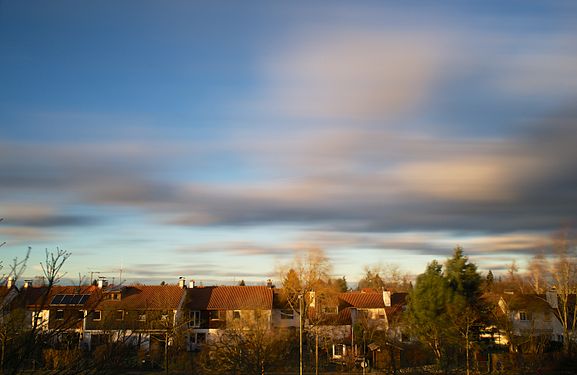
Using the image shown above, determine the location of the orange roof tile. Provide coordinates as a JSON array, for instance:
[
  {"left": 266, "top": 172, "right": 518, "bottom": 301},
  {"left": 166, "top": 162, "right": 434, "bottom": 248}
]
[
  {"left": 97, "top": 284, "right": 185, "bottom": 311},
  {"left": 207, "top": 286, "right": 273, "bottom": 310},
  {"left": 339, "top": 292, "right": 385, "bottom": 309}
]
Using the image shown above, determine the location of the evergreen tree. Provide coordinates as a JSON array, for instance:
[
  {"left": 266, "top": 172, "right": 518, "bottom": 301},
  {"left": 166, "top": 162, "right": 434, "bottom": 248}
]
[
  {"left": 406, "top": 247, "right": 486, "bottom": 373},
  {"left": 406, "top": 260, "right": 452, "bottom": 367}
]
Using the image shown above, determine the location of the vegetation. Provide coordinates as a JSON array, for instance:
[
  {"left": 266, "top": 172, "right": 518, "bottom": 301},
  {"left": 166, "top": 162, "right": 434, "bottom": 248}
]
[{"left": 1, "top": 222, "right": 577, "bottom": 374}]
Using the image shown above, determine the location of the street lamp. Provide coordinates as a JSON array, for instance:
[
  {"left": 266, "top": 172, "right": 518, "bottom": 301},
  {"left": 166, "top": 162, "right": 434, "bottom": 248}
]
[{"left": 299, "top": 294, "right": 303, "bottom": 375}]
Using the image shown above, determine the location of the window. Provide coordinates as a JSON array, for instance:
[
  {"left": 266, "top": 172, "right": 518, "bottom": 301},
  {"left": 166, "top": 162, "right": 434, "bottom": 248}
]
[
  {"left": 210, "top": 310, "right": 226, "bottom": 320},
  {"left": 54, "top": 310, "right": 64, "bottom": 320},
  {"left": 190, "top": 332, "right": 207, "bottom": 344},
  {"left": 138, "top": 312, "right": 146, "bottom": 322},
  {"left": 519, "top": 311, "right": 532, "bottom": 321},
  {"left": 323, "top": 306, "right": 338, "bottom": 314},
  {"left": 93, "top": 310, "right": 101, "bottom": 321},
  {"left": 188, "top": 332, "right": 208, "bottom": 351},
  {"left": 189, "top": 311, "right": 201, "bottom": 327},
  {"left": 77, "top": 310, "right": 85, "bottom": 320},
  {"left": 519, "top": 311, "right": 527, "bottom": 320},
  {"left": 280, "top": 309, "right": 295, "bottom": 320},
  {"left": 116, "top": 310, "right": 124, "bottom": 321},
  {"left": 332, "top": 344, "right": 346, "bottom": 358},
  {"left": 161, "top": 311, "right": 169, "bottom": 321},
  {"left": 108, "top": 293, "right": 121, "bottom": 301},
  {"left": 233, "top": 310, "right": 241, "bottom": 320}
]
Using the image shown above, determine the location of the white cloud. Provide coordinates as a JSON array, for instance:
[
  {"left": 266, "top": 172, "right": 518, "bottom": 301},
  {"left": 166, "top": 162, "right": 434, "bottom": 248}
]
[{"left": 261, "top": 29, "right": 450, "bottom": 120}]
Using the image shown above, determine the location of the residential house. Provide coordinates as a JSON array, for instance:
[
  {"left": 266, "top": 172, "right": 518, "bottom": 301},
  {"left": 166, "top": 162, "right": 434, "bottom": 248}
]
[
  {"left": 183, "top": 285, "right": 274, "bottom": 351},
  {"left": 496, "top": 291, "right": 564, "bottom": 352},
  {"left": 26, "top": 284, "right": 102, "bottom": 348},
  {"left": 82, "top": 281, "right": 186, "bottom": 351},
  {"left": 331, "top": 290, "right": 408, "bottom": 366}
]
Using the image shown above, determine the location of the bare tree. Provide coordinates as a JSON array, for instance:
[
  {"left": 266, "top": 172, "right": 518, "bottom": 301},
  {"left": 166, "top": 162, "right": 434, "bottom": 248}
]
[
  {"left": 4, "top": 247, "right": 72, "bottom": 374},
  {"left": 527, "top": 252, "right": 550, "bottom": 294},
  {"left": 550, "top": 230, "right": 577, "bottom": 355},
  {"left": 199, "top": 319, "right": 294, "bottom": 375}
]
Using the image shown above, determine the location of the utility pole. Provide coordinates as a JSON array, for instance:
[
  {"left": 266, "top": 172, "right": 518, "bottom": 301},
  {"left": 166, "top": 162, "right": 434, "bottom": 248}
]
[{"left": 299, "top": 294, "right": 303, "bottom": 375}]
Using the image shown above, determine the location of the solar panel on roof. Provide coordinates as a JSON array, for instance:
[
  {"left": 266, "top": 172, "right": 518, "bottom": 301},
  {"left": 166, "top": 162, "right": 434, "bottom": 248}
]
[
  {"left": 61, "top": 295, "right": 74, "bottom": 304},
  {"left": 51, "top": 294, "right": 65, "bottom": 304},
  {"left": 70, "top": 295, "right": 82, "bottom": 304},
  {"left": 50, "top": 294, "right": 91, "bottom": 305}
]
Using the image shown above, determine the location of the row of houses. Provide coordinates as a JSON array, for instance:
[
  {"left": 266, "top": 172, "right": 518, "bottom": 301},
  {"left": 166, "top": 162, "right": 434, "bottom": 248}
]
[
  {"left": 1, "top": 276, "right": 574, "bottom": 365},
  {"left": 0, "top": 277, "right": 408, "bottom": 362}
]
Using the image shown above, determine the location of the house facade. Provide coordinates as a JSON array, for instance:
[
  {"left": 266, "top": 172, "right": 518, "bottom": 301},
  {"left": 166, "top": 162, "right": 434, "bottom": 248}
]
[
  {"left": 497, "top": 291, "right": 565, "bottom": 351},
  {"left": 183, "top": 285, "right": 275, "bottom": 351}
]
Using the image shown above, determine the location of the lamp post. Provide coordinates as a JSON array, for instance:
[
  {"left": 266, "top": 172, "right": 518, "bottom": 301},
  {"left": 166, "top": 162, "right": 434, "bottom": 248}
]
[{"left": 299, "top": 294, "right": 303, "bottom": 375}]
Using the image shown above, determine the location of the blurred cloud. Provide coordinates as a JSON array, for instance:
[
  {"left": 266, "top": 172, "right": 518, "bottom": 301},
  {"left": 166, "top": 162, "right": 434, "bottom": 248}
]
[{"left": 261, "top": 29, "right": 450, "bottom": 120}]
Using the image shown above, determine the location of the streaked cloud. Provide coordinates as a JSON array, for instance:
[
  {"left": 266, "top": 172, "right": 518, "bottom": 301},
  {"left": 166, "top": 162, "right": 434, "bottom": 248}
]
[{"left": 262, "top": 29, "right": 450, "bottom": 121}]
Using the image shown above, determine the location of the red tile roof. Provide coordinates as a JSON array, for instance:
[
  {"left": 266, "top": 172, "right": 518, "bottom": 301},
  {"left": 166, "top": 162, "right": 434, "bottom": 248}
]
[
  {"left": 186, "top": 286, "right": 274, "bottom": 310},
  {"left": 97, "top": 285, "right": 185, "bottom": 311},
  {"left": 27, "top": 285, "right": 102, "bottom": 308},
  {"left": 207, "top": 286, "right": 273, "bottom": 310},
  {"left": 339, "top": 292, "right": 385, "bottom": 309}
]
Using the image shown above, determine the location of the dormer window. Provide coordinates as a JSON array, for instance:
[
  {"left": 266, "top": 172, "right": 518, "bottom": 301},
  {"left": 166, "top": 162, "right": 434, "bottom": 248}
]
[
  {"left": 519, "top": 311, "right": 529, "bottom": 321},
  {"left": 109, "top": 292, "right": 121, "bottom": 301}
]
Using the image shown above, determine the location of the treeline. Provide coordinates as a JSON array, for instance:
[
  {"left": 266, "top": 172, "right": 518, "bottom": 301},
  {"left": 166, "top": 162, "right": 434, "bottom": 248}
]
[{"left": 0, "top": 228, "right": 576, "bottom": 374}]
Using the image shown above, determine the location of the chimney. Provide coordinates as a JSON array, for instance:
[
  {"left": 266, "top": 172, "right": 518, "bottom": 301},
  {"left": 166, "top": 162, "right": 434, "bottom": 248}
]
[
  {"left": 178, "top": 277, "right": 186, "bottom": 288},
  {"left": 266, "top": 279, "right": 274, "bottom": 288},
  {"left": 546, "top": 288, "right": 558, "bottom": 309},
  {"left": 6, "top": 276, "right": 14, "bottom": 289},
  {"left": 383, "top": 290, "right": 391, "bottom": 307},
  {"left": 23, "top": 280, "right": 32, "bottom": 289},
  {"left": 189, "top": 280, "right": 196, "bottom": 288},
  {"left": 97, "top": 279, "right": 108, "bottom": 289}
]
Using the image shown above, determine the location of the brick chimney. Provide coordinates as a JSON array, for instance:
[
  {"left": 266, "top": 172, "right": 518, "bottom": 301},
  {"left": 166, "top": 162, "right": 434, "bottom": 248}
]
[
  {"left": 6, "top": 276, "right": 14, "bottom": 289},
  {"left": 178, "top": 277, "right": 186, "bottom": 288},
  {"left": 383, "top": 290, "right": 391, "bottom": 307}
]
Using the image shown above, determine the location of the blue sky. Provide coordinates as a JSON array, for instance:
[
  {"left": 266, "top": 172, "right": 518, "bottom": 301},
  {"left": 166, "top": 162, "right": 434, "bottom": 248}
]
[{"left": 1, "top": 1, "right": 577, "bottom": 285}]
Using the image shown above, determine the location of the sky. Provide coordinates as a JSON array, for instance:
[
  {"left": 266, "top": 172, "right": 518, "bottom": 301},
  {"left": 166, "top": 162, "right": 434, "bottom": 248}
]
[{"left": 1, "top": 1, "right": 577, "bottom": 286}]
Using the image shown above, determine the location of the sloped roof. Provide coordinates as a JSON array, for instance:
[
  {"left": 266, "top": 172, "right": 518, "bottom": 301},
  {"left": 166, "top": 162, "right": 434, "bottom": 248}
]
[
  {"left": 339, "top": 292, "right": 385, "bottom": 309},
  {"left": 97, "top": 284, "right": 185, "bottom": 311},
  {"left": 314, "top": 306, "right": 352, "bottom": 326},
  {"left": 385, "top": 293, "right": 408, "bottom": 318},
  {"left": 207, "top": 286, "right": 273, "bottom": 310},
  {"left": 500, "top": 293, "right": 552, "bottom": 312},
  {"left": 27, "top": 285, "right": 101, "bottom": 309},
  {"left": 185, "top": 286, "right": 216, "bottom": 310}
]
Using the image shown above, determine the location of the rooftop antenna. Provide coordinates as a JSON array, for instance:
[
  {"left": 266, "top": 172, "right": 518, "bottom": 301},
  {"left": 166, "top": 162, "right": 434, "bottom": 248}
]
[
  {"left": 119, "top": 257, "right": 124, "bottom": 285},
  {"left": 89, "top": 270, "right": 102, "bottom": 284}
]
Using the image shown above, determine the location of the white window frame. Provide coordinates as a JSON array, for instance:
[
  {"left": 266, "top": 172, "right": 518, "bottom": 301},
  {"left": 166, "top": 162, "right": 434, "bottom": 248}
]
[{"left": 189, "top": 311, "right": 201, "bottom": 327}]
